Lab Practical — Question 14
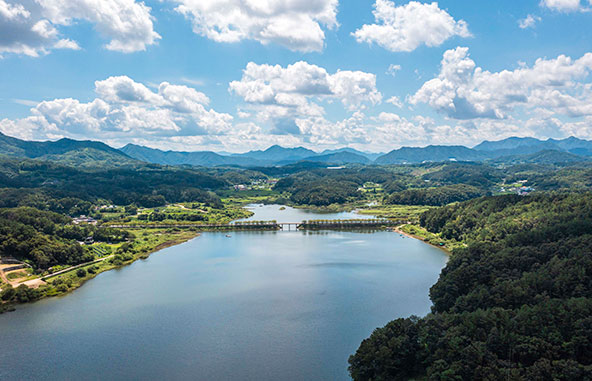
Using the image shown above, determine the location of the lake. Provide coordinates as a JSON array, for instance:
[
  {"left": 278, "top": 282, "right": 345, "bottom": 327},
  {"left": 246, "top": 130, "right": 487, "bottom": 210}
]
[
  {"left": 235, "top": 204, "right": 375, "bottom": 223},
  {"left": 0, "top": 206, "right": 447, "bottom": 380}
]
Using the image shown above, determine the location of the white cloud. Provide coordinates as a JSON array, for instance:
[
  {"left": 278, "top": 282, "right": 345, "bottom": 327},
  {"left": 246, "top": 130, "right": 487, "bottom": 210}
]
[
  {"left": 53, "top": 38, "right": 80, "bottom": 50},
  {"left": 353, "top": 0, "right": 470, "bottom": 52},
  {"left": 0, "top": 77, "right": 233, "bottom": 142},
  {"left": 0, "top": 0, "right": 29, "bottom": 20},
  {"left": 95, "top": 76, "right": 161, "bottom": 104},
  {"left": 518, "top": 14, "right": 541, "bottom": 29},
  {"left": 540, "top": 0, "right": 586, "bottom": 12},
  {"left": 39, "top": 0, "right": 160, "bottom": 52},
  {"left": 386, "top": 96, "right": 403, "bottom": 108},
  {"left": 12, "top": 98, "right": 39, "bottom": 106},
  {"left": 387, "top": 64, "right": 401, "bottom": 76},
  {"left": 410, "top": 47, "right": 592, "bottom": 120},
  {"left": 172, "top": 0, "right": 338, "bottom": 52},
  {"left": 0, "top": 0, "right": 159, "bottom": 57},
  {"left": 226, "top": 61, "right": 397, "bottom": 146},
  {"left": 228, "top": 61, "right": 382, "bottom": 137},
  {"left": 229, "top": 61, "right": 381, "bottom": 118}
]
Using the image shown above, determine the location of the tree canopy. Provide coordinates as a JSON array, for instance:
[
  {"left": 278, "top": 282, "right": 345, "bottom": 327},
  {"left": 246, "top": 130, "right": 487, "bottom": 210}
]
[{"left": 349, "top": 193, "right": 592, "bottom": 380}]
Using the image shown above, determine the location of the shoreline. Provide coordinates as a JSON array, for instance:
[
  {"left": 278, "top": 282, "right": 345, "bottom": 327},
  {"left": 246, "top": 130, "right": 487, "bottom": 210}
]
[
  {"left": 0, "top": 231, "right": 200, "bottom": 314},
  {"left": 392, "top": 225, "right": 452, "bottom": 255},
  {"left": 2, "top": 209, "right": 448, "bottom": 314}
]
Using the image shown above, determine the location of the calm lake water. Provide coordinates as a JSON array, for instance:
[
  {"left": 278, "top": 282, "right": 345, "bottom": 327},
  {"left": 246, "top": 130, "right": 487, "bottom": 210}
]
[
  {"left": 235, "top": 204, "right": 375, "bottom": 223},
  {"left": 0, "top": 206, "right": 447, "bottom": 380}
]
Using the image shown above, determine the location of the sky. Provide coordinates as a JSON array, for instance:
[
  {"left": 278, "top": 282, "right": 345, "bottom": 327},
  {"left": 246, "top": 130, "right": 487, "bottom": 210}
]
[{"left": 1, "top": 0, "right": 592, "bottom": 153}]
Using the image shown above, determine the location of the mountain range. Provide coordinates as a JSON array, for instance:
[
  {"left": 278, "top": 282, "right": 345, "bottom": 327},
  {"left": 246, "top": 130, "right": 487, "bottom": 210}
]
[
  {"left": 0, "top": 131, "right": 138, "bottom": 167},
  {"left": 120, "top": 144, "right": 373, "bottom": 166},
  {"left": 376, "top": 137, "right": 592, "bottom": 164},
  {"left": 1, "top": 131, "right": 592, "bottom": 168}
]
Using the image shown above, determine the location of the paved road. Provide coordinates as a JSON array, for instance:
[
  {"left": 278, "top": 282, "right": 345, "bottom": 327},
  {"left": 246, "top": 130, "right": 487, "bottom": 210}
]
[{"left": 41, "top": 255, "right": 114, "bottom": 281}]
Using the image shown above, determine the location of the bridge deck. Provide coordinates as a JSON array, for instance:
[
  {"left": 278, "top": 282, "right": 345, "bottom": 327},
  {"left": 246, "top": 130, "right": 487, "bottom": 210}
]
[{"left": 108, "top": 219, "right": 401, "bottom": 231}]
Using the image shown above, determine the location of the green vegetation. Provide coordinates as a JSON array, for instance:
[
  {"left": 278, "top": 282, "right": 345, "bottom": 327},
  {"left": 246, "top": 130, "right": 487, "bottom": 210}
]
[
  {"left": 397, "top": 224, "right": 465, "bottom": 252},
  {"left": 386, "top": 184, "right": 487, "bottom": 206},
  {"left": 0, "top": 207, "right": 135, "bottom": 269},
  {"left": 271, "top": 167, "right": 400, "bottom": 207},
  {"left": 349, "top": 193, "right": 592, "bottom": 380},
  {"left": 113, "top": 202, "right": 252, "bottom": 226},
  {"left": 357, "top": 205, "right": 432, "bottom": 223},
  {"left": 4, "top": 146, "right": 592, "bottom": 367},
  {"left": 0, "top": 159, "right": 263, "bottom": 308},
  {"left": 1, "top": 227, "right": 198, "bottom": 306},
  {"left": 0, "top": 158, "right": 226, "bottom": 209}
]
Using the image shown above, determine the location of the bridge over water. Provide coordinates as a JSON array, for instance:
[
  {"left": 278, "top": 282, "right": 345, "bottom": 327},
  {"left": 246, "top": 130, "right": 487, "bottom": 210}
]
[{"left": 108, "top": 219, "right": 402, "bottom": 231}]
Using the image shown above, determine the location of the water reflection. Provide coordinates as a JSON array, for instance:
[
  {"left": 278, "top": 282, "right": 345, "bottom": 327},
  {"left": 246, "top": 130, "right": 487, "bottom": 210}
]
[{"left": 0, "top": 212, "right": 447, "bottom": 381}]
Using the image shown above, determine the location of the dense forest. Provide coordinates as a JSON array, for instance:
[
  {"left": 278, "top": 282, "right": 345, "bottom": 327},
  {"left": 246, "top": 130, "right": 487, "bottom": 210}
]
[
  {"left": 273, "top": 167, "right": 400, "bottom": 206},
  {"left": 385, "top": 184, "right": 487, "bottom": 206},
  {"left": 0, "top": 207, "right": 132, "bottom": 269},
  {"left": 269, "top": 161, "right": 592, "bottom": 207},
  {"left": 4, "top": 155, "right": 592, "bottom": 210},
  {"left": 0, "top": 158, "right": 230, "bottom": 210},
  {"left": 349, "top": 193, "right": 592, "bottom": 380}
]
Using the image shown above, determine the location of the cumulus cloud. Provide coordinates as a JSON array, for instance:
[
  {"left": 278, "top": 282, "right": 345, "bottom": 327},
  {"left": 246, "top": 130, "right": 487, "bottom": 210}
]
[
  {"left": 386, "top": 96, "right": 403, "bottom": 108},
  {"left": 0, "top": 76, "right": 234, "bottom": 142},
  {"left": 353, "top": 0, "right": 470, "bottom": 52},
  {"left": 410, "top": 47, "right": 592, "bottom": 120},
  {"left": 229, "top": 61, "right": 381, "bottom": 121},
  {"left": 172, "top": 0, "right": 338, "bottom": 52},
  {"left": 518, "top": 14, "right": 541, "bottom": 29},
  {"left": 228, "top": 61, "right": 382, "bottom": 138},
  {"left": 386, "top": 64, "right": 401, "bottom": 76},
  {"left": 0, "top": 0, "right": 159, "bottom": 57},
  {"left": 540, "top": 0, "right": 587, "bottom": 12},
  {"left": 39, "top": 0, "right": 160, "bottom": 53}
]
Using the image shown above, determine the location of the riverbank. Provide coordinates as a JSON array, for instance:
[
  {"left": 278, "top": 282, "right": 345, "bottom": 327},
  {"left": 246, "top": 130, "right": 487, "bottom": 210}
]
[
  {"left": 0, "top": 229, "right": 199, "bottom": 313},
  {"left": 393, "top": 224, "right": 465, "bottom": 254}
]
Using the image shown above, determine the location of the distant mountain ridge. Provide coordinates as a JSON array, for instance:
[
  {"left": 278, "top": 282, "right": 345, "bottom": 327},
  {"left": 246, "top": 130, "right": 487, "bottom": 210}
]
[
  {"left": 490, "top": 149, "right": 591, "bottom": 165},
  {"left": 474, "top": 136, "right": 592, "bottom": 157},
  {"left": 231, "top": 145, "right": 317, "bottom": 162},
  {"left": 1, "top": 131, "right": 592, "bottom": 167},
  {"left": 375, "top": 136, "right": 592, "bottom": 164},
  {"left": 0, "top": 131, "right": 137, "bottom": 167},
  {"left": 301, "top": 151, "right": 370, "bottom": 165},
  {"left": 119, "top": 144, "right": 268, "bottom": 167},
  {"left": 375, "top": 145, "right": 487, "bottom": 164},
  {"left": 121, "top": 143, "right": 375, "bottom": 167}
]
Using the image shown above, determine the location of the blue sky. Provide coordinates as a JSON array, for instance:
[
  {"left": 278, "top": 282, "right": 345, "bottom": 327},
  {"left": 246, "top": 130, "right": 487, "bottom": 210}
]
[{"left": 1, "top": 0, "right": 592, "bottom": 152}]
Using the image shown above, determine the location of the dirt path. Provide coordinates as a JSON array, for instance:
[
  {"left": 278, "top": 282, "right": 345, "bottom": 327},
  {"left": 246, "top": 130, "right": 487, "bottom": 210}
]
[{"left": 0, "top": 268, "right": 9, "bottom": 286}]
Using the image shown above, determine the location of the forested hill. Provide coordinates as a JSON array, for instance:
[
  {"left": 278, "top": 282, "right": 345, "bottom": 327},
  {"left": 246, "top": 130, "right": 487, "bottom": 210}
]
[
  {"left": 119, "top": 143, "right": 269, "bottom": 167},
  {"left": 0, "top": 132, "right": 138, "bottom": 167},
  {"left": 0, "top": 207, "right": 133, "bottom": 269},
  {"left": 0, "top": 158, "right": 226, "bottom": 209},
  {"left": 3, "top": 131, "right": 592, "bottom": 167},
  {"left": 349, "top": 193, "right": 592, "bottom": 380}
]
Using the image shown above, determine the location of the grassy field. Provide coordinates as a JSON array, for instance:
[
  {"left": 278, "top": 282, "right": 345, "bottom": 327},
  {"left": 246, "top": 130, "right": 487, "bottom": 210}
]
[
  {"left": 358, "top": 204, "right": 434, "bottom": 223},
  {"left": 6, "top": 269, "right": 35, "bottom": 281},
  {"left": 104, "top": 202, "right": 253, "bottom": 226}
]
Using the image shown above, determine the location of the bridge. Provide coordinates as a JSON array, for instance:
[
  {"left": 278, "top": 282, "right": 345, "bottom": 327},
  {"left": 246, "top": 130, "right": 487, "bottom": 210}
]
[{"left": 107, "top": 219, "right": 401, "bottom": 231}]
